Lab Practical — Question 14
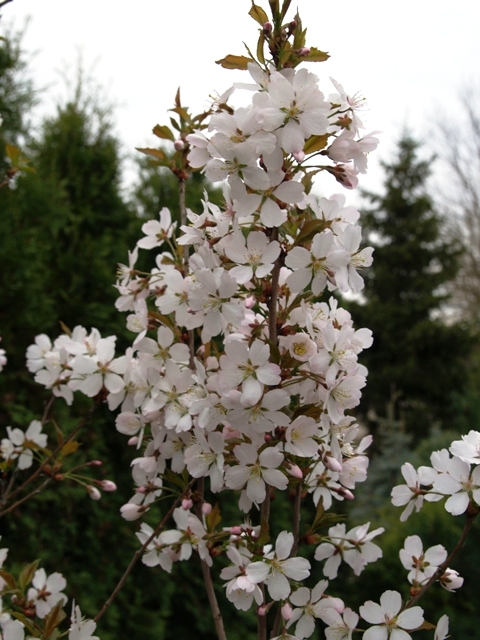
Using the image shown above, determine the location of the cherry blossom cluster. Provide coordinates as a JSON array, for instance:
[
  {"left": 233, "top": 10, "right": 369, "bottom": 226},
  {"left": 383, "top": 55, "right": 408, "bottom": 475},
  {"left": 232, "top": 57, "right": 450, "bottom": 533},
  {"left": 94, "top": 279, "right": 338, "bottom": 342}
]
[{"left": 391, "top": 429, "right": 480, "bottom": 520}]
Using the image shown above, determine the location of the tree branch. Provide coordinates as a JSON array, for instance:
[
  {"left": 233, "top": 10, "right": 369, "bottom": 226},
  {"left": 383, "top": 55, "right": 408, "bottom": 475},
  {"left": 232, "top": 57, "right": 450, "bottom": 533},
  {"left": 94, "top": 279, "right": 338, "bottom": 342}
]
[
  {"left": 404, "top": 508, "right": 478, "bottom": 609},
  {"left": 94, "top": 477, "right": 196, "bottom": 623}
]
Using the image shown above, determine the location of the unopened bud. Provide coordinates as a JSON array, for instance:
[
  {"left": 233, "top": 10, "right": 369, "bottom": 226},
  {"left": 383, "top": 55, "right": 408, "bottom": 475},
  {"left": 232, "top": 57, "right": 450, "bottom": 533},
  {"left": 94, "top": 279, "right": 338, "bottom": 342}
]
[
  {"left": 324, "top": 456, "right": 343, "bottom": 473},
  {"left": 263, "top": 21, "right": 273, "bottom": 34},
  {"left": 231, "top": 525, "right": 242, "bottom": 535},
  {"left": 289, "top": 20, "right": 297, "bottom": 30},
  {"left": 298, "top": 47, "right": 310, "bottom": 56},
  {"left": 174, "top": 139, "right": 185, "bottom": 151},
  {"left": 339, "top": 488, "right": 354, "bottom": 501},
  {"left": 281, "top": 603, "right": 293, "bottom": 620},
  {"left": 128, "top": 436, "right": 139, "bottom": 446},
  {"left": 287, "top": 464, "right": 303, "bottom": 479},
  {"left": 89, "top": 460, "right": 103, "bottom": 466},
  {"left": 99, "top": 480, "right": 117, "bottom": 492},
  {"left": 86, "top": 485, "right": 101, "bottom": 501},
  {"left": 120, "top": 503, "right": 145, "bottom": 521},
  {"left": 258, "top": 606, "right": 267, "bottom": 617},
  {"left": 202, "top": 502, "right": 213, "bottom": 515},
  {"left": 293, "top": 150, "right": 305, "bottom": 162},
  {"left": 182, "top": 498, "right": 193, "bottom": 510},
  {"left": 135, "top": 486, "right": 147, "bottom": 494},
  {"left": 245, "top": 294, "right": 256, "bottom": 309},
  {"left": 264, "top": 434, "right": 272, "bottom": 442}
]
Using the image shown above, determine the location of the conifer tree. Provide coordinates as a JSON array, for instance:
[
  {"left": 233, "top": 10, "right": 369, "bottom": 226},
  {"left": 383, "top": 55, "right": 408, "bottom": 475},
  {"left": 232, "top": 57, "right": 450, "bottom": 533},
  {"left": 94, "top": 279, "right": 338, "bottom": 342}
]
[{"left": 349, "top": 135, "right": 471, "bottom": 435}]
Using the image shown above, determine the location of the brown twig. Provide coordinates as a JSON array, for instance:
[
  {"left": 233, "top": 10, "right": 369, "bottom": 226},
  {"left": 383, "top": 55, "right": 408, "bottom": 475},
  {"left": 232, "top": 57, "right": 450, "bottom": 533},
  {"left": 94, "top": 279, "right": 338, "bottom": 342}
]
[
  {"left": 94, "top": 477, "right": 196, "bottom": 623},
  {"left": 0, "top": 400, "right": 97, "bottom": 514},
  {"left": 0, "top": 479, "right": 51, "bottom": 517},
  {"left": 404, "top": 508, "right": 478, "bottom": 609}
]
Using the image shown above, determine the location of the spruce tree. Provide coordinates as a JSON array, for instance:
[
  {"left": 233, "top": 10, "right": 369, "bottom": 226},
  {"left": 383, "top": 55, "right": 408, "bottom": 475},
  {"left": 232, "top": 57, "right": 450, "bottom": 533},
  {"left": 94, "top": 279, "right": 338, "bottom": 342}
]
[{"left": 349, "top": 134, "right": 471, "bottom": 436}]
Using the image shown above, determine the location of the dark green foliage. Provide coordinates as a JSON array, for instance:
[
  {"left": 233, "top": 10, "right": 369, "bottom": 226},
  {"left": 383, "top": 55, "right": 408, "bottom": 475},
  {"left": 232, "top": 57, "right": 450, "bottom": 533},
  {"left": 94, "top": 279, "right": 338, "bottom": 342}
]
[{"left": 349, "top": 135, "right": 473, "bottom": 436}]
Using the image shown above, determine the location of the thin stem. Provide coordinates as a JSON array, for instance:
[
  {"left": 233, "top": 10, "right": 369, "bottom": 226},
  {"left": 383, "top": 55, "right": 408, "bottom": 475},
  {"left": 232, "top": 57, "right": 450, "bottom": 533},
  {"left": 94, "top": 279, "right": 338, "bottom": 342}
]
[
  {"left": 0, "top": 479, "right": 50, "bottom": 517},
  {"left": 291, "top": 484, "right": 302, "bottom": 556},
  {"left": 178, "top": 176, "right": 195, "bottom": 368},
  {"left": 94, "top": 478, "right": 196, "bottom": 623},
  {"left": 404, "top": 509, "right": 478, "bottom": 609},
  {"left": 257, "top": 584, "right": 267, "bottom": 640},
  {"left": 194, "top": 477, "right": 228, "bottom": 640},
  {"left": 41, "top": 395, "right": 55, "bottom": 425},
  {"left": 268, "top": 228, "right": 280, "bottom": 345},
  {"left": 0, "top": 401, "right": 97, "bottom": 514}
]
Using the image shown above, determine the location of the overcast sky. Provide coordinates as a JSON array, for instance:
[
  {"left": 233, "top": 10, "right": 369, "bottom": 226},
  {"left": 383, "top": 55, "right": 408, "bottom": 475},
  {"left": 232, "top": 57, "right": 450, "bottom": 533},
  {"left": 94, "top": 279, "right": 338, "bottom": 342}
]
[{"left": 4, "top": 0, "right": 480, "bottom": 197}]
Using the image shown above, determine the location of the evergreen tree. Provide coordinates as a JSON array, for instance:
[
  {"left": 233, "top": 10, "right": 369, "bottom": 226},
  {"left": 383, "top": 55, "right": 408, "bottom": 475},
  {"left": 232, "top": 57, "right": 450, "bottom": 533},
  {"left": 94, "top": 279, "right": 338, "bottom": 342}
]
[{"left": 349, "top": 135, "right": 471, "bottom": 436}]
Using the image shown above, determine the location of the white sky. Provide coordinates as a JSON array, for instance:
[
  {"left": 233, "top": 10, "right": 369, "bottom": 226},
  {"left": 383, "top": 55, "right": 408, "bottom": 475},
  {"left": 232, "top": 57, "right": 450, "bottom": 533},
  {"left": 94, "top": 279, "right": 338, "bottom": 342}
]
[{"left": 5, "top": 0, "right": 480, "bottom": 198}]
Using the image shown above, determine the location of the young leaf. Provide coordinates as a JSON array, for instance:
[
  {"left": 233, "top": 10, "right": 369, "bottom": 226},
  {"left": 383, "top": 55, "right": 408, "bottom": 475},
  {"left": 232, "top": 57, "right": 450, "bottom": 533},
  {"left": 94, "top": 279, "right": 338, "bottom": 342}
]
[
  {"left": 136, "top": 147, "right": 168, "bottom": 162},
  {"left": 256, "top": 30, "right": 266, "bottom": 65},
  {"left": 216, "top": 55, "right": 253, "bottom": 70},
  {"left": 60, "top": 440, "right": 80, "bottom": 457},
  {"left": 249, "top": 3, "right": 269, "bottom": 26},
  {"left": 280, "top": 0, "right": 292, "bottom": 19},
  {"left": 19, "top": 559, "right": 40, "bottom": 591},
  {"left": 43, "top": 601, "right": 67, "bottom": 639},
  {"left": 205, "top": 503, "right": 222, "bottom": 533},
  {"left": 302, "top": 47, "right": 330, "bottom": 63},
  {"left": 303, "top": 133, "right": 329, "bottom": 155},
  {"left": 0, "top": 570, "right": 17, "bottom": 590},
  {"left": 152, "top": 124, "right": 175, "bottom": 142}
]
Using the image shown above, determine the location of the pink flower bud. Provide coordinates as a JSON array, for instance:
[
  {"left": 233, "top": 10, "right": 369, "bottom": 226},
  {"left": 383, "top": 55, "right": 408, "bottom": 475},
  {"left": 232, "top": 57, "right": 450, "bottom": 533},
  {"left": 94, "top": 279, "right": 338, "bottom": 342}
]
[
  {"left": 88, "top": 460, "right": 103, "bottom": 466},
  {"left": 281, "top": 603, "right": 293, "bottom": 621},
  {"left": 135, "top": 486, "right": 147, "bottom": 494},
  {"left": 326, "top": 596, "right": 345, "bottom": 613},
  {"left": 99, "top": 480, "right": 117, "bottom": 492},
  {"left": 293, "top": 150, "right": 305, "bottom": 162},
  {"left": 287, "top": 464, "right": 303, "bottom": 479},
  {"left": 325, "top": 456, "right": 343, "bottom": 473},
  {"left": 120, "top": 503, "right": 144, "bottom": 521},
  {"left": 339, "top": 488, "right": 354, "bottom": 500},
  {"left": 202, "top": 502, "right": 213, "bottom": 515},
  {"left": 127, "top": 436, "right": 139, "bottom": 446},
  {"left": 174, "top": 139, "right": 185, "bottom": 151},
  {"left": 230, "top": 526, "right": 242, "bottom": 535},
  {"left": 182, "top": 498, "right": 193, "bottom": 510},
  {"left": 245, "top": 294, "right": 256, "bottom": 309},
  {"left": 263, "top": 22, "right": 273, "bottom": 34},
  {"left": 298, "top": 47, "right": 310, "bottom": 56},
  {"left": 86, "top": 485, "right": 101, "bottom": 500},
  {"left": 264, "top": 434, "right": 272, "bottom": 442},
  {"left": 258, "top": 606, "right": 267, "bottom": 617}
]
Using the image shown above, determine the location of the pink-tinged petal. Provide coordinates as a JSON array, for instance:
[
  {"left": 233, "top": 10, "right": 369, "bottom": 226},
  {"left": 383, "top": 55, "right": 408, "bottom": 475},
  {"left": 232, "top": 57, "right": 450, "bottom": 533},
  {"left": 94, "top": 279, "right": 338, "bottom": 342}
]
[
  {"left": 267, "top": 571, "right": 291, "bottom": 601},
  {"left": 360, "top": 601, "right": 386, "bottom": 625},
  {"left": 241, "top": 376, "right": 263, "bottom": 406},
  {"left": 289, "top": 586, "right": 310, "bottom": 607},
  {"left": 224, "top": 465, "right": 250, "bottom": 490},
  {"left": 444, "top": 492, "right": 469, "bottom": 516},
  {"left": 397, "top": 606, "right": 424, "bottom": 630},
  {"left": 274, "top": 181, "right": 305, "bottom": 204},
  {"left": 275, "top": 531, "right": 294, "bottom": 560},
  {"left": 259, "top": 447, "right": 284, "bottom": 469},
  {"left": 296, "top": 612, "right": 316, "bottom": 639},
  {"left": 256, "top": 363, "right": 281, "bottom": 386},
  {"left": 390, "top": 630, "right": 413, "bottom": 640},
  {"left": 80, "top": 373, "right": 103, "bottom": 397},
  {"left": 247, "top": 475, "right": 266, "bottom": 503},
  {"left": 263, "top": 468, "right": 288, "bottom": 491},
  {"left": 46, "top": 572, "right": 66, "bottom": 592},
  {"left": 282, "top": 557, "right": 310, "bottom": 581},
  {"left": 363, "top": 626, "right": 389, "bottom": 640},
  {"left": 246, "top": 561, "right": 270, "bottom": 584},
  {"left": 104, "top": 372, "right": 125, "bottom": 394},
  {"left": 379, "top": 591, "right": 402, "bottom": 618}
]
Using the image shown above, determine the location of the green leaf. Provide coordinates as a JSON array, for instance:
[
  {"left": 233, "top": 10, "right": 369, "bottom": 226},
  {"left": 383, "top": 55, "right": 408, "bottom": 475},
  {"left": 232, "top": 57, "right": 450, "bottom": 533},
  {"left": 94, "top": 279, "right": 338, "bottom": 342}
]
[
  {"left": 59, "top": 321, "right": 72, "bottom": 337},
  {"left": 19, "top": 559, "right": 39, "bottom": 591},
  {"left": 152, "top": 124, "right": 175, "bottom": 142},
  {"left": 249, "top": 3, "right": 269, "bottom": 26},
  {"left": 256, "top": 30, "right": 266, "bottom": 65},
  {"left": 293, "top": 218, "right": 331, "bottom": 247},
  {"left": 302, "top": 46, "right": 330, "bottom": 63},
  {"left": 169, "top": 106, "right": 192, "bottom": 124},
  {"left": 303, "top": 134, "right": 329, "bottom": 155},
  {"left": 215, "top": 55, "right": 253, "bottom": 70},
  {"left": 278, "top": 41, "right": 292, "bottom": 67},
  {"left": 43, "top": 601, "right": 66, "bottom": 639},
  {"left": 280, "top": 0, "right": 292, "bottom": 19},
  {"left": 60, "top": 440, "right": 80, "bottom": 457}
]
